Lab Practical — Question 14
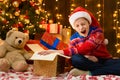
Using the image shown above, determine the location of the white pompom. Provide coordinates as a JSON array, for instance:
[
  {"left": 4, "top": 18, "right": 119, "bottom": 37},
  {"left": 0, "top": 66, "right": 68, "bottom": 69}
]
[{"left": 104, "top": 39, "right": 108, "bottom": 45}]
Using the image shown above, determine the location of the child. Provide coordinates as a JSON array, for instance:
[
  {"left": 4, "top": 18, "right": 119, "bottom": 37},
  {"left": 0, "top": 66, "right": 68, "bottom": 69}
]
[{"left": 38, "top": 6, "right": 120, "bottom": 76}]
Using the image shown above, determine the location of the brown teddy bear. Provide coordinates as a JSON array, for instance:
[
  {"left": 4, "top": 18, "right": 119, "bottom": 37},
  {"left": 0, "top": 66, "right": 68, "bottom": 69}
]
[{"left": 0, "top": 30, "right": 32, "bottom": 72}]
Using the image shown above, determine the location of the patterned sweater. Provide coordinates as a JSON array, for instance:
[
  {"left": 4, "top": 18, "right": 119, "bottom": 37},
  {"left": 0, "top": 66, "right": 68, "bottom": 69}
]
[{"left": 63, "top": 26, "right": 112, "bottom": 59}]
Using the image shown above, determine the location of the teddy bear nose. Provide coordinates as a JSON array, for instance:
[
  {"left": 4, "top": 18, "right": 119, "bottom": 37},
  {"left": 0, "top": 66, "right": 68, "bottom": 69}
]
[{"left": 18, "top": 40, "right": 22, "bottom": 44}]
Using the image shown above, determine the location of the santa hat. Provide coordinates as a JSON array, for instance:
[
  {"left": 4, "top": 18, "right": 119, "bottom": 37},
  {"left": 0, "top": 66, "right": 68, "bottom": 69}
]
[{"left": 69, "top": 6, "right": 100, "bottom": 28}]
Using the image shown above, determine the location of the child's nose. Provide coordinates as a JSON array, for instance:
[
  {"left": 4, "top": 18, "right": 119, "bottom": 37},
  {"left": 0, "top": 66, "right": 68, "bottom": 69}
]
[{"left": 79, "top": 25, "right": 83, "bottom": 30}]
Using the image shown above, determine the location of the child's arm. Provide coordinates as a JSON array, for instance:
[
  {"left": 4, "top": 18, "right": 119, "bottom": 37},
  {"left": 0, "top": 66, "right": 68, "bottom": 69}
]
[{"left": 63, "top": 29, "right": 104, "bottom": 56}]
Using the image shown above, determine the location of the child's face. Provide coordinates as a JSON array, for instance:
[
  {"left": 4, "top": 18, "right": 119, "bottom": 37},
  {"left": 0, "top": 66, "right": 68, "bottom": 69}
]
[{"left": 73, "top": 18, "right": 90, "bottom": 37}]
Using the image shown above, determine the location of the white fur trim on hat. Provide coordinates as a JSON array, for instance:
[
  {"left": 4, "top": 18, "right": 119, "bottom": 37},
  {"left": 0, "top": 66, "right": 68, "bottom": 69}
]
[{"left": 69, "top": 11, "right": 92, "bottom": 27}]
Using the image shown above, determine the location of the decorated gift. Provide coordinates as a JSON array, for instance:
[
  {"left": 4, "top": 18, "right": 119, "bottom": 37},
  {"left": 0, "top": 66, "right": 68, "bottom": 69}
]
[
  {"left": 62, "top": 27, "right": 71, "bottom": 44},
  {"left": 40, "top": 31, "right": 68, "bottom": 50},
  {"left": 41, "top": 24, "right": 63, "bottom": 34}
]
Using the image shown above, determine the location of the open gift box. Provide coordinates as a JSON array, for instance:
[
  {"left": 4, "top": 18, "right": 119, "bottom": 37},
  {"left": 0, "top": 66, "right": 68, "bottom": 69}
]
[
  {"left": 27, "top": 43, "right": 70, "bottom": 77},
  {"left": 33, "top": 55, "right": 66, "bottom": 77},
  {"left": 26, "top": 32, "right": 70, "bottom": 77}
]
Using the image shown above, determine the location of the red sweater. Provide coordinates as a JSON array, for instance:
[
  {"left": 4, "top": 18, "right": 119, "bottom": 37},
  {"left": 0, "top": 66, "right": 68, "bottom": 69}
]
[{"left": 63, "top": 26, "right": 112, "bottom": 59}]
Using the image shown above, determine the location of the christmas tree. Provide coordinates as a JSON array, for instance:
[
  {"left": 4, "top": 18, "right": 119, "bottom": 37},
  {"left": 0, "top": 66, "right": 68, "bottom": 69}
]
[{"left": 0, "top": 0, "right": 47, "bottom": 40}]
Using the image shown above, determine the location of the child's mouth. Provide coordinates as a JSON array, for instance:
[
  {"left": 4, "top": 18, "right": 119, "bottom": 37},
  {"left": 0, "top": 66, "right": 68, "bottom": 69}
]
[{"left": 81, "top": 30, "right": 86, "bottom": 34}]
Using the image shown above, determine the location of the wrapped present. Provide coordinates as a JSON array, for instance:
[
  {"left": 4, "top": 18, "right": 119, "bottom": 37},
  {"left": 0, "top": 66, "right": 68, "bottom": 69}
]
[
  {"left": 62, "top": 27, "right": 71, "bottom": 43},
  {"left": 51, "top": 34, "right": 62, "bottom": 40},
  {"left": 40, "top": 31, "right": 68, "bottom": 50},
  {"left": 57, "top": 24, "right": 63, "bottom": 34},
  {"left": 46, "top": 24, "right": 58, "bottom": 34},
  {"left": 41, "top": 24, "right": 63, "bottom": 34}
]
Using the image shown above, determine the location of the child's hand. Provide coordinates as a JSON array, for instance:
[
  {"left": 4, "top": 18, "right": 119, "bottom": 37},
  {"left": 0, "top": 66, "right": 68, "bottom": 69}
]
[
  {"left": 38, "top": 50, "right": 64, "bottom": 55},
  {"left": 84, "top": 55, "right": 98, "bottom": 62},
  {"left": 38, "top": 50, "right": 55, "bottom": 55}
]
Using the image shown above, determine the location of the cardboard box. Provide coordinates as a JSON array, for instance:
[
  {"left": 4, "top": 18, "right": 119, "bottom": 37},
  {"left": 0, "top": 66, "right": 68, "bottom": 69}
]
[
  {"left": 27, "top": 43, "right": 70, "bottom": 77},
  {"left": 33, "top": 55, "right": 65, "bottom": 77}
]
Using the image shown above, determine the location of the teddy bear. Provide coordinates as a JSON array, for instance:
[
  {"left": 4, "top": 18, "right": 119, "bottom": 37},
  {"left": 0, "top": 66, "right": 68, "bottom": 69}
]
[{"left": 0, "top": 30, "right": 32, "bottom": 72}]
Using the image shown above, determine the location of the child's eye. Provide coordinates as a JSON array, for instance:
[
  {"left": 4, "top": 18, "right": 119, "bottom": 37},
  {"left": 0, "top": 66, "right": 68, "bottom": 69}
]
[
  {"left": 81, "top": 23, "right": 85, "bottom": 26},
  {"left": 81, "top": 24, "right": 85, "bottom": 25},
  {"left": 75, "top": 24, "right": 79, "bottom": 28}
]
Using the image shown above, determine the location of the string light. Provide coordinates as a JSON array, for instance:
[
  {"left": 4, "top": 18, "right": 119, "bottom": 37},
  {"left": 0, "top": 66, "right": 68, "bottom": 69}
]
[
  {"left": 84, "top": 0, "right": 104, "bottom": 30},
  {"left": 70, "top": 0, "right": 76, "bottom": 12},
  {"left": 85, "top": 0, "right": 87, "bottom": 8},
  {"left": 113, "top": 0, "right": 120, "bottom": 53},
  {"left": 96, "top": 1, "right": 101, "bottom": 22}
]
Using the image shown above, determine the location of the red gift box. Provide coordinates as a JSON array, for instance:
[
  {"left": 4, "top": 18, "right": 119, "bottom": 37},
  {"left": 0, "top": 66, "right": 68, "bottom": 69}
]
[{"left": 40, "top": 32, "right": 68, "bottom": 50}]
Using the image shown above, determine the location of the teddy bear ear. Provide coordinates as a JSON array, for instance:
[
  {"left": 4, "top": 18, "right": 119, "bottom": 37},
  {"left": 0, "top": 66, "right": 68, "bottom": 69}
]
[{"left": 6, "top": 30, "right": 14, "bottom": 38}]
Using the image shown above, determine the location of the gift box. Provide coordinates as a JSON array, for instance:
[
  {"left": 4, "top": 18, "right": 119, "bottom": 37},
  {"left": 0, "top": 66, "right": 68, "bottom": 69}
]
[
  {"left": 33, "top": 55, "right": 65, "bottom": 77},
  {"left": 62, "top": 27, "right": 71, "bottom": 44},
  {"left": 25, "top": 33, "right": 70, "bottom": 77},
  {"left": 26, "top": 40, "right": 69, "bottom": 77},
  {"left": 40, "top": 31, "right": 68, "bottom": 50},
  {"left": 41, "top": 24, "right": 63, "bottom": 34},
  {"left": 51, "top": 33, "right": 62, "bottom": 40}
]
